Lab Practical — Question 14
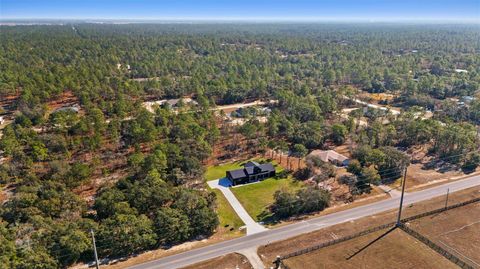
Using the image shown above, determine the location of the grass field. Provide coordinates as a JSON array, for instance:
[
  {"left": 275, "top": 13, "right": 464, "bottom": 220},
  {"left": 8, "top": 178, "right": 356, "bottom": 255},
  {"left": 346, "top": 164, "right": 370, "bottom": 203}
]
[
  {"left": 181, "top": 253, "right": 252, "bottom": 269},
  {"left": 204, "top": 157, "right": 281, "bottom": 181},
  {"left": 211, "top": 189, "right": 246, "bottom": 237},
  {"left": 407, "top": 202, "right": 480, "bottom": 268},
  {"left": 282, "top": 202, "right": 480, "bottom": 269},
  {"left": 205, "top": 161, "right": 246, "bottom": 181},
  {"left": 231, "top": 176, "right": 303, "bottom": 222},
  {"left": 283, "top": 228, "right": 457, "bottom": 269}
]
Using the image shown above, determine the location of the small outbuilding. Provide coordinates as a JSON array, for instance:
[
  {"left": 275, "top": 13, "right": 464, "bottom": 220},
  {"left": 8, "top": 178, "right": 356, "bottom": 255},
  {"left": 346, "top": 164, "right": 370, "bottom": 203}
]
[{"left": 226, "top": 161, "right": 276, "bottom": 186}]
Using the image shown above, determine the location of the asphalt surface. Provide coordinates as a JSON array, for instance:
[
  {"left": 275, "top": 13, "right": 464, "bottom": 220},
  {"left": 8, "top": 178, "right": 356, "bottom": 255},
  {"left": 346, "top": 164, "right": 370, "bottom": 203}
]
[{"left": 129, "top": 175, "right": 480, "bottom": 269}]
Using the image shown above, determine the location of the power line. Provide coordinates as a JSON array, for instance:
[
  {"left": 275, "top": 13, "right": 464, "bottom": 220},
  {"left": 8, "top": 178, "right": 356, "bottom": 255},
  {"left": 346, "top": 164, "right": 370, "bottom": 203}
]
[
  {"left": 271, "top": 150, "right": 478, "bottom": 212},
  {"left": 346, "top": 165, "right": 411, "bottom": 260},
  {"left": 349, "top": 150, "right": 477, "bottom": 182},
  {"left": 18, "top": 150, "right": 480, "bottom": 264}
]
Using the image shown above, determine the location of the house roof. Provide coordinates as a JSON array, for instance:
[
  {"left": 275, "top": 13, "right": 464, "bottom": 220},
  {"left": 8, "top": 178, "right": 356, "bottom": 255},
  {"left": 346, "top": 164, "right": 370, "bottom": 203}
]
[
  {"left": 228, "top": 169, "right": 247, "bottom": 180},
  {"left": 227, "top": 161, "right": 275, "bottom": 179},
  {"left": 309, "top": 150, "right": 349, "bottom": 163},
  {"left": 258, "top": 163, "right": 275, "bottom": 173},
  {"left": 245, "top": 166, "right": 254, "bottom": 175},
  {"left": 165, "top": 97, "right": 197, "bottom": 107},
  {"left": 244, "top": 161, "right": 260, "bottom": 167}
]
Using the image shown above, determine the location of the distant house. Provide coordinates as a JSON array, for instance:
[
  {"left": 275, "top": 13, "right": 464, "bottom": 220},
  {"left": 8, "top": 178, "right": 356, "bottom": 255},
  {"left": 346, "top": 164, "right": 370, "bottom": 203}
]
[
  {"left": 462, "top": 96, "right": 475, "bottom": 103},
  {"left": 309, "top": 150, "right": 349, "bottom": 167},
  {"left": 226, "top": 161, "right": 276, "bottom": 186},
  {"left": 142, "top": 97, "right": 198, "bottom": 113},
  {"left": 163, "top": 97, "right": 198, "bottom": 108},
  {"left": 52, "top": 105, "right": 80, "bottom": 114}
]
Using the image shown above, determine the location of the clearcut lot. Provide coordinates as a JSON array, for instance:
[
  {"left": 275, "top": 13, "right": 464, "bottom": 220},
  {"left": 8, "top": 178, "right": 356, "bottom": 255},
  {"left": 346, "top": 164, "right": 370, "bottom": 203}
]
[
  {"left": 283, "top": 228, "right": 457, "bottom": 269},
  {"left": 406, "top": 201, "right": 480, "bottom": 268},
  {"left": 258, "top": 186, "right": 480, "bottom": 267},
  {"left": 282, "top": 201, "right": 480, "bottom": 269}
]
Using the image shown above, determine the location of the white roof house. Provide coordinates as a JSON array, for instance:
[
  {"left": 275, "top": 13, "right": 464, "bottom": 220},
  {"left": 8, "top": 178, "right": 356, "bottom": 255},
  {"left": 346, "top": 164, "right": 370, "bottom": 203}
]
[
  {"left": 309, "top": 150, "right": 350, "bottom": 166},
  {"left": 142, "top": 98, "right": 198, "bottom": 113}
]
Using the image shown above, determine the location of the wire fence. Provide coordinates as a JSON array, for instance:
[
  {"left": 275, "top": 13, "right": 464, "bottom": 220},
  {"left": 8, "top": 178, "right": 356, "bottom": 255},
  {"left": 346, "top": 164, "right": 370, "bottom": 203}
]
[
  {"left": 401, "top": 197, "right": 480, "bottom": 223},
  {"left": 277, "top": 197, "right": 480, "bottom": 265},
  {"left": 399, "top": 224, "right": 475, "bottom": 269},
  {"left": 278, "top": 259, "right": 291, "bottom": 269},
  {"left": 279, "top": 222, "right": 396, "bottom": 260}
]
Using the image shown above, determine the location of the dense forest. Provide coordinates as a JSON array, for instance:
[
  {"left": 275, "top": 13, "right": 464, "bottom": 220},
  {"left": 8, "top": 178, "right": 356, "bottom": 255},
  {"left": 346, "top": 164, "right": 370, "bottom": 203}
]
[{"left": 1, "top": 23, "right": 479, "bottom": 268}]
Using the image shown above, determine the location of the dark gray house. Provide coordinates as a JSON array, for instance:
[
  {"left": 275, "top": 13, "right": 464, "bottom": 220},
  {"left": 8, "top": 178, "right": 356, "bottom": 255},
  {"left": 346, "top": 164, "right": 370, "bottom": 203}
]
[{"left": 226, "top": 161, "right": 276, "bottom": 186}]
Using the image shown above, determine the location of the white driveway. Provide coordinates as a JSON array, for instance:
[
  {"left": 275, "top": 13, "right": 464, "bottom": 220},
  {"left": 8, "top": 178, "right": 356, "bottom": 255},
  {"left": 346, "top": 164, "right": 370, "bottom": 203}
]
[
  {"left": 208, "top": 178, "right": 268, "bottom": 235},
  {"left": 237, "top": 247, "right": 265, "bottom": 269},
  {"left": 378, "top": 184, "right": 402, "bottom": 198},
  {"left": 344, "top": 96, "right": 401, "bottom": 115}
]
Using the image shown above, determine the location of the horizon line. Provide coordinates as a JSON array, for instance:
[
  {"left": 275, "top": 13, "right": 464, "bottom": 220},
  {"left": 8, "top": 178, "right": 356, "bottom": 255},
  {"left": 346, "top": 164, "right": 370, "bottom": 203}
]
[{"left": 1, "top": 17, "right": 479, "bottom": 24}]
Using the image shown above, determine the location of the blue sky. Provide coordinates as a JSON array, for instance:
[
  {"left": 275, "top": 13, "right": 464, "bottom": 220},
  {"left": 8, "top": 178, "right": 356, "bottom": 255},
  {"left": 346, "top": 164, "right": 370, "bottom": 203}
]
[{"left": 1, "top": 0, "right": 479, "bottom": 22}]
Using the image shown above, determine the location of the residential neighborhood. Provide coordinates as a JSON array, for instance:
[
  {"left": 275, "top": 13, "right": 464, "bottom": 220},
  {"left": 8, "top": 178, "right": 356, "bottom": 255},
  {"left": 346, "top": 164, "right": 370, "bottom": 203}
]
[{"left": 1, "top": 2, "right": 479, "bottom": 269}]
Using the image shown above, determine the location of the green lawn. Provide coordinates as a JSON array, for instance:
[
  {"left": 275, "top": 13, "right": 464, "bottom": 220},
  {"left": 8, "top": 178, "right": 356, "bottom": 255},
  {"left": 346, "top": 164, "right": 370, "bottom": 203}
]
[
  {"left": 231, "top": 176, "right": 303, "bottom": 222},
  {"left": 205, "top": 161, "right": 245, "bottom": 181},
  {"left": 206, "top": 158, "right": 295, "bottom": 224},
  {"left": 211, "top": 189, "right": 245, "bottom": 237},
  {"left": 205, "top": 157, "right": 281, "bottom": 181}
]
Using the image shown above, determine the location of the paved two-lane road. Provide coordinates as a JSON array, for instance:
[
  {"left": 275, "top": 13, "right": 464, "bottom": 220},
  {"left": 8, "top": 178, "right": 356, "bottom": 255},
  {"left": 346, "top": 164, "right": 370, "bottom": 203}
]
[{"left": 129, "top": 175, "right": 480, "bottom": 269}]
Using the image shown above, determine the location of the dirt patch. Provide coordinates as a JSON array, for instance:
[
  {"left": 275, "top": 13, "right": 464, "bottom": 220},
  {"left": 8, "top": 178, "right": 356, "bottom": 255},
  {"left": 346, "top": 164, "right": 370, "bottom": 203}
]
[
  {"left": 333, "top": 144, "right": 353, "bottom": 159},
  {"left": 258, "top": 186, "right": 480, "bottom": 265},
  {"left": 181, "top": 253, "right": 252, "bottom": 269},
  {"left": 0, "top": 184, "right": 16, "bottom": 204},
  {"left": 283, "top": 229, "right": 456, "bottom": 269},
  {"left": 46, "top": 90, "right": 79, "bottom": 112},
  {"left": 380, "top": 162, "right": 479, "bottom": 192},
  {"left": 404, "top": 163, "right": 465, "bottom": 188},
  {"left": 207, "top": 120, "right": 259, "bottom": 166},
  {"left": 0, "top": 93, "right": 20, "bottom": 115},
  {"left": 266, "top": 150, "right": 304, "bottom": 172},
  {"left": 359, "top": 92, "right": 395, "bottom": 102},
  {"left": 0, "top": 190, "right": 6, "bottom": 203}
]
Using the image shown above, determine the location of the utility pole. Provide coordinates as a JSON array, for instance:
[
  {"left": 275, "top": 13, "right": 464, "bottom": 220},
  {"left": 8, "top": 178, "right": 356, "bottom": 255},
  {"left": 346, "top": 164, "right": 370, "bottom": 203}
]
[
  {"left": 90, "top": 229, "right": 100, "bottom": 269},
  {"left": 396, "top": 166, "right": 408, "bottom": 226},
  {"left": 273, "top": 256, "right": 282, "bottom": 269},
  {"left": 444, "top": 188, "right": 450, "bottom": 209}
]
